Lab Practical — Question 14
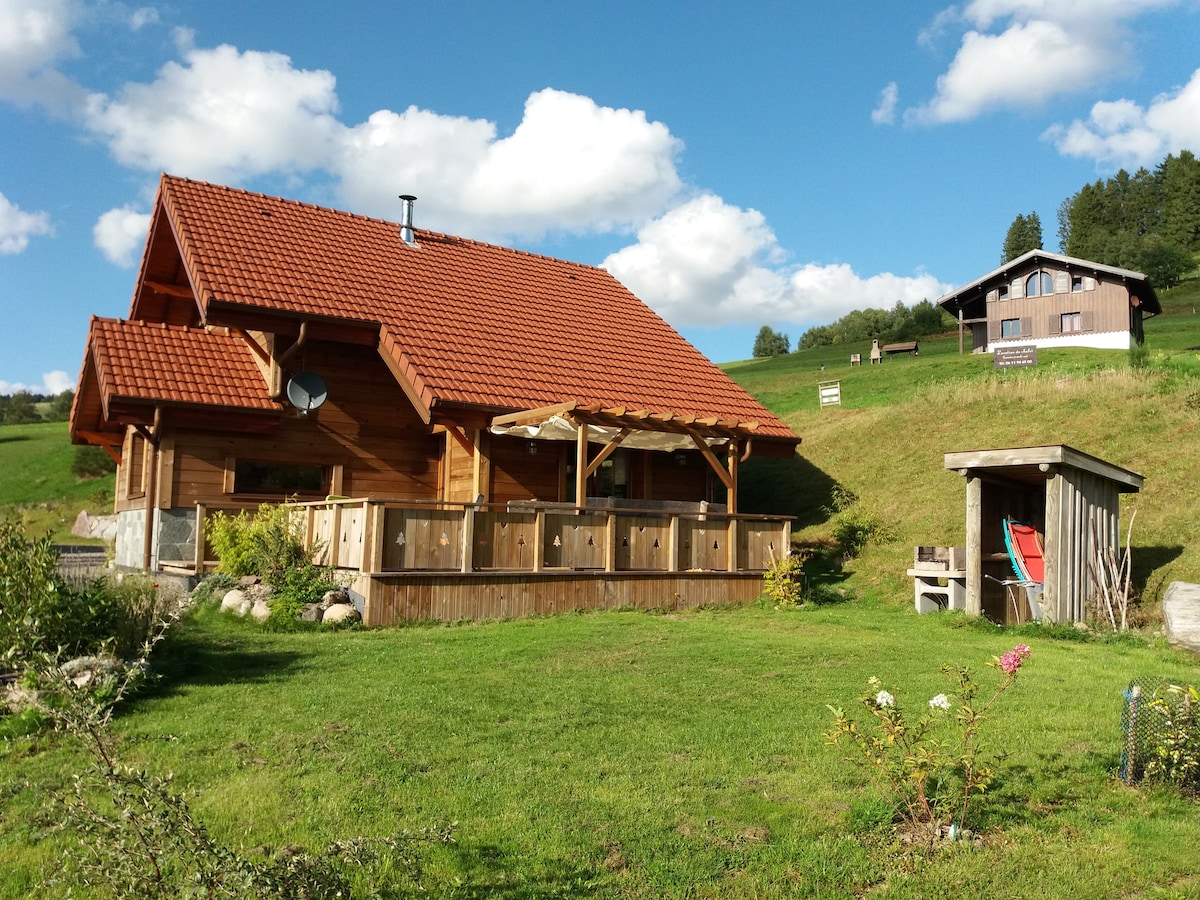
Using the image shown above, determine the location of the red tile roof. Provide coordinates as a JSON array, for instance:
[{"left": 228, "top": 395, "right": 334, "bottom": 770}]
[
  {"left": 152, "top": 175, "right": 797, "bottom": 441},
  {"left": 87, "top": 317, "right": 276, "bottom": 411}
]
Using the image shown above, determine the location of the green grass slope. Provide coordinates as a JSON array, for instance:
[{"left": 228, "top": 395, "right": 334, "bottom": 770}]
[
  {"left": 0, "top": 422, "right": 114, "bottom": 542},
  {"left": 734, "top": 275, "right": 1200, "bottom": 614}
]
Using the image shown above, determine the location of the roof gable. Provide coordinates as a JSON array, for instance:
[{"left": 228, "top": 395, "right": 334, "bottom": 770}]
[{"left": 148, "top": 175, "right": 797, "bottom": 441}]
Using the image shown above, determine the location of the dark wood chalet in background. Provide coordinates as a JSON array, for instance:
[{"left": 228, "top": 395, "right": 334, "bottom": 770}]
[{"left": 70, "top": 175, "right": 802, "bottom": 623}]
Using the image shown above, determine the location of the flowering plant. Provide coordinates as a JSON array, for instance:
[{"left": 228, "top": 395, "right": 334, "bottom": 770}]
[{"left": 826, "top": 645, "right": 1032, "bottom": 836}]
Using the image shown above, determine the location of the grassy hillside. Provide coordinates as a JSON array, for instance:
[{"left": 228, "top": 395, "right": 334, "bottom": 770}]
[
  {"left": 0, "top": 421, "right": 114, "bottom": 542},
  {"left": 734, "top": 274, "right": 1200, "bottom": 615}
]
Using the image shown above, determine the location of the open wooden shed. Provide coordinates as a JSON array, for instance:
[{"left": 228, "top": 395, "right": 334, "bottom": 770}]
[{"left": 944, "top": 445, "right": 1144, "bottom": 624}]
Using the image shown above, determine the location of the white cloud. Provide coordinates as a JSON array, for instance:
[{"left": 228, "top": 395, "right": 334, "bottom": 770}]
[
  {"left": 0, "top": 0, "right": 82, "bottom": 107},
  {"left": 336, "top": 89, "right": 683, "bottom": 238},
  {"left": 603, "top": 194, "right": 949, "bottom": 329},
  {"left": 93, "top": 205, "right": 151, "bottom": 267},
  {"left": 129, "top": 6, "right": 159, "bottom": 30},
  {"left": 907, "top": 0, "right": 1183, "bottom": 123},
  {"left": 83, "top": 44, "right": 342, "bottom": 182},
  {"left": 1043, "top": 68, "right": 1200, "bottom": 168},
  {"left": 0, "top": 190, "right": 53, "bottom": 253},
  {"left": 0, "top": 370, "right": 73, "bottom": 396},
  {"left": 872, "top": 82, "right": 899, "bottom": 125}
]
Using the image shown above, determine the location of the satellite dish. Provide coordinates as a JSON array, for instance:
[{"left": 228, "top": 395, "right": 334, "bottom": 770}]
[{"left": 286, "top": 371, "right": 328, "bottom": 413}]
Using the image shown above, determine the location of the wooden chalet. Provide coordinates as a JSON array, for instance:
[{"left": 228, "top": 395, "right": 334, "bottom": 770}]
[
  {"left": 70, "top": 175, "right": 802, "bottom": 623},
  {"left": 937, "top": 250, "right": 1161, "bottom": 353}
]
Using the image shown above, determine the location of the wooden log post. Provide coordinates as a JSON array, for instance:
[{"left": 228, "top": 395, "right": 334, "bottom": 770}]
[
  {"left": 965, "top": 474, "right": 982, "bottom": 617},
  {"left": 668, "top": 515, "right": 680, "bottom": 573},
  {"left": 461, "top": 503, "right": 475, "bottom": 574},
  {"left": 605, "top": 512, "right": 618, "bottom": 572},
  {"left": 532, "top": 509, "right": 545, "bottom": 572},
  {"left": 329, "top": 502, "right": 343, "bottom": 569},
  {"left": 193, "top": 502, "right": 207, "bottom": 573}
]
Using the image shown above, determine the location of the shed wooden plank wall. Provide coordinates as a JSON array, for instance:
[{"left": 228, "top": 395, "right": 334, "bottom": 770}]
[
  {"left": 1044, "top": 469, "right": 1120, "bottom": 623},
  {"left": 353, "top": 571, "right": 767, "bottom": 625}
]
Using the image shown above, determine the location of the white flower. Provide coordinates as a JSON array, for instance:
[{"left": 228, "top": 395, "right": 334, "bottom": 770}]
[
  {"left": 929, "top": 693, "right": 951, "bottom": 711},
  {"left": 875, "top": 690, "right": 895, "bottom": 708}
]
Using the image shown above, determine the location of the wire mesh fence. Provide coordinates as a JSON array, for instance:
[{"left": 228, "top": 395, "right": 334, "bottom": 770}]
[{"left": 1120, "top": 676, "right": 1200, "bottom": 790}]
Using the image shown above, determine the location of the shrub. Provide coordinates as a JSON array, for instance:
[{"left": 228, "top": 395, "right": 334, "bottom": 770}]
[
  {"left": 70, "top": 444, "right": 117, "bottom": 479},
  {"left": 268, "top": 565, "right": 335, "bottom": 624},
  {"left": 205, "top": 503, "right": 313, "bottom": 580},
  {"left": 0, "top": 522, "right": 70, "bottom": 664},
  {"left": 762, "top": 553, "right": 807, "bottom": 608}
]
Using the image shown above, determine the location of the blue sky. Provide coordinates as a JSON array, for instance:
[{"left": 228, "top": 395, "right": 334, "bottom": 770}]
[{"left": 2, "top": 1, "right": 1199, "bottom": 394}]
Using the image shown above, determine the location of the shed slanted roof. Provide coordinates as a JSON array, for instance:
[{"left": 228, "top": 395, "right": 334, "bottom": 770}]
[
  {"left": 145, "top": 176, "right": 797, "bottom": 443},
  {"left": 944, "top": 444, "right": 1143, "bottom": 492}
]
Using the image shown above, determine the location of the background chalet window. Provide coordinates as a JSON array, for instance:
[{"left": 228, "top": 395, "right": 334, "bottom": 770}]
[
  {"left": 1061, "top": 312, "right": 1082, "bottom": 333},
  {"left": 233, "top": 460, "right": 328, "bottom": 496},
  {"left": 998, "top": 283, "right": 1010, "bottom": 300},
  {"left": 1024, "top": 271, "right": 1054, "bottom": 297},
  {"left": 1001, "top": 318, "right": 1022, "bottom": 338},
  {"left": 1071, "top": 275, "right": 1084, "bottom": 292}
]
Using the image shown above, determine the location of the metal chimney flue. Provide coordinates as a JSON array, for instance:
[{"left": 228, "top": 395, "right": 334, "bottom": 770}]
[{"left": 398, "top": 194, "right": 417, "bottom": 245}]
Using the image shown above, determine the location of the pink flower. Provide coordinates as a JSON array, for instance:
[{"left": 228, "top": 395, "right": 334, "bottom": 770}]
[{"left": 998, "top": 644, "right": 1031, "bottom": 675}]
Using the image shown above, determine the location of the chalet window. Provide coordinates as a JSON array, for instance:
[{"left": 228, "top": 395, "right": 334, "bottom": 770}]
[
  {"left": 1001, "top": 318, "right": 1022, "bottom": 338},
  {"left": 126, "top": 432, "right": 148, "bottom": 499},
  {"left": 1061, "top": 312, "right": 1082, "bottom": 333},
  {"left": 998, "top": 283, "right": 1010, "bottom": 300},
  {"left": 1024, "top": 271, "right": 1053, "bottom": 297},
  {"left": 232, "top": 460, "right": 328, "bottom": 496},
  {"left": 1071, "top": 275, "right": 1084, "bottom": 292}
]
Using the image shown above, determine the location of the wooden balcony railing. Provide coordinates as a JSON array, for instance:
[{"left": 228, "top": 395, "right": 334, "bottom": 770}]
[{"left": 275, "top": 498, "right": 791, "bottom": 576}]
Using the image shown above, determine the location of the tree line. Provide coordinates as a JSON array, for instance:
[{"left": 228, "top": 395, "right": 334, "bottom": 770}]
[
  {"left": 0, "top": 389, "right": 74, "bottom": 425},
  {"left": 753, "top": 299, "right": 954, "bottom": 356}
]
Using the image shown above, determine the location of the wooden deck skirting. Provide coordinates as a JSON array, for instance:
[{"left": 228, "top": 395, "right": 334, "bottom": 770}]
[{"left": 283, "top": 497, "right": 792, "bottom": 625}]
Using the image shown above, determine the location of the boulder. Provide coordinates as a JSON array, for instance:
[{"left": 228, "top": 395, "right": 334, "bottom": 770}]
[
  {"left": 220, "top": 588, "right": 251, "bottom": 616},
  {"left": 322, "top": 604, "right": 361, "bottom": 625},
  {"left": 246, "top": 583, "right": 274, "bottom": 604},
  {"left": 1162, "top": 582, "right": 1200, "bottom": 654},
  {"left": 238, "top": 575, "right": 262, "bottom": 587},
  {"left": 61, "top": 655, "right": 123, "bottom": 690},
  {"left": 321, "top": 588, "right": 351, "bottom": 609},
  {"left": 250, "top": 599, "right": 272, "bottom": 622},
  {"left": 299, "top": 604, "right": 324, "bottom": 623}
]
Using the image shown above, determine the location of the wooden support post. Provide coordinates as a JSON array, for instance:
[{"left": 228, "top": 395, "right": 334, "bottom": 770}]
[
  {"left": 193, "top": 503, "right": 207, "bottom": 573},
  {"left": 965, "top": 475, "right": 982, "bottom": 616},
  {"left": 532, "top": 509, "right": 545, "bottom": 572},
  {"left": 461, "top": 504, "right": 475, "bottom": 574},
  {"left": 471, "top": 428, "right": 491, "bottom": 502},
  {"left": 1044, "top": 471, "right": 1063, "bottom": 624},
  {"left": 575, "top": 425, "right": 589, "bottom": 510},
  {"left": 958, "top": 309, "right": 964, "bottom": 355},
  {"left": 726, "top": 517, "right": 739, "bottom": 572},
  {"left": 605, "top": 513, "right": 618, "bottom": 572},
  {"left": 361, "top": 500, "right": 385, "bottom": 574},
  {"left": 726, "top": 442, "right": 739, "bottom": 515}
]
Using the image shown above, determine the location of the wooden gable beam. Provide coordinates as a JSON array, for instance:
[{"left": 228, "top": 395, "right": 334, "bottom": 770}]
[
  {"left": 583, "top": 428, "right": 632, "bottom": 480},
  {"left": 689, "top": 430, "right": 734, "bottom": 492}
]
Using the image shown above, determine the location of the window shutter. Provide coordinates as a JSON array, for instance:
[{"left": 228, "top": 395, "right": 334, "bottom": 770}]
[
  {"left": 1081, "top": 310, "right": 1094, "bottom": 332},
  {"left": 1083, "top": 276, "right": 1096, "bottom": 291},
  {"left": 1020, "top": 316, "right": 1032, "bottom": 337},
  {"left": 1055, "top": 272, "right": 1069, "bottom": 293},
  {"left": 1048, "top": 314, "right": 1061, "bottom": 335},
  {"left": 1011, "top": 278, "right": 1024, "bottom": 299},
  {"left": 986, "top": 289, "right": 997, "bottom": 302},
  {"left": 988, "top": 320, "right": 1001, "bottom": 341}
]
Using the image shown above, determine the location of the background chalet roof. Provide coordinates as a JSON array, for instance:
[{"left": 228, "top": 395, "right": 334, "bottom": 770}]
[
  {"left": 151, "top": 176, "right": 795, "bottom": 441},
  {"left": 936, "top": 249, "right": 1161, "bottom": 316}
]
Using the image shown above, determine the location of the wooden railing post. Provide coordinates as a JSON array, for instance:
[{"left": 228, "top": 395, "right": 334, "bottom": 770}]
[
  {"left": 193, "top": 502, "right": 206, "bottom": 573},
  {"left": 329, "top": 502, "right": 343, "bottom": 569},
  {"left": 461, "top": 503, "right": 475, "bottom": 573},
  {"left": 533, "top": 509, "right": 545, "bottom": 572},
  {"left": 726, "top": 517, "right": 739, "bottom": 573},
  {"left": 668, "top": 515, "right": 680, "bottom": 573},
  {"left": 605, "top": 512, "right": 618, "bottom": 572}
]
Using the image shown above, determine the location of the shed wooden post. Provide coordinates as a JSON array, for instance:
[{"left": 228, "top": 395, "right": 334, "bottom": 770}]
[
  {"left": 965, "top": 474, "right": 982, "bottom": 616},
  {"left": 1044, "top": 470, "right": 1063, "bottom": 624}
]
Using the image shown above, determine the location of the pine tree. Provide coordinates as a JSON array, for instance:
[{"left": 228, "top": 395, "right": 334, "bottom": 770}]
[{"left": 1001, "top": 212, "right": 1042, "bottom": 263}]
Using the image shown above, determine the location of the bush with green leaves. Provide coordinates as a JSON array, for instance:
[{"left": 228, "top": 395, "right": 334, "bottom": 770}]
[
  {"left": 1142, "top": 683, "right": 1200, "bottom": 792},
  {"left": 267, "top": 564, "right": 335, "bottom": 624},
  {"left": 70, "top": 444, "right": 118, "bottom": 479},
  {"left": 205, "top": 503, "right": 313, "bottom": 580},
  {"left": 762, "top": 554, "right": 805, "bottom": 608}
]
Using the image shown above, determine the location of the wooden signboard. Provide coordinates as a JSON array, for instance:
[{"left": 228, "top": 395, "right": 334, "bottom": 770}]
[{"left": 994, "top": 345, "right": 1038, "bottom": 369}]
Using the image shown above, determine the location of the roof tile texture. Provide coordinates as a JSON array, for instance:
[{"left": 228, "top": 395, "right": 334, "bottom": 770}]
[
  {"left": 88, "top": 317, "right": 276, "bottom": 410},
  {"left": 160, "top": 176, "right": 795, "bottom": 438}
]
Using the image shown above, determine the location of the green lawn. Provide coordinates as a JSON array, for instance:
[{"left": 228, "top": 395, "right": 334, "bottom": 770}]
[
  {"left": 0, "top": 422, "right": 114, "bottom": 543},
  {"left": 4, "top": 602, "right": 1200, "bottom": 898}
]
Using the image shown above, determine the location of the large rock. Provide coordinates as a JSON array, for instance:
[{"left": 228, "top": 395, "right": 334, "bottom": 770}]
[
  {"left": 321, "top": 588, "right": 351, "bottom": 609},
  {"left": 250, "top": 599, "right": 272, "bottom": 622},
  {"left": 61, "top": 655, "right": 123, "bottom": 689},
  {"left": 1162, "top": 582, "right": 1200, "bottom": 654},
  {"left": 220, "top": 588, "right": 251, "bottom": 616},
  {"left": 322, "top": 604, "right": 361, "bottom": 625}
]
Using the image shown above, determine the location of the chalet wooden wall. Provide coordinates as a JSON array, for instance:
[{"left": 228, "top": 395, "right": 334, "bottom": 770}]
[
  {"left": 986, "top": 274, "right": 1131, "bottom": 339},
  {"left": 489, "top": 435, "right": 564, "bottom": 503},
  {"left": 139, "top": 341, "right": 441, "bottom": 510}
]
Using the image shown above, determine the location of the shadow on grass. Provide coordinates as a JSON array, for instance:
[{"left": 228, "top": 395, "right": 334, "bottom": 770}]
[
  {"left": 131, "top": 625, "right": 308, "bottom": 704},
  {"left": 441, "top": 842, "right": 600, "bottom": 898},
  {"left": 0, "top": 434, "right": 31, "bottom": 444},
  {"left": 971, "top": 748, "right": 1120, "bottom": 832},
  {"left": 1132, "top": 544, "right": 1185, "bottom": 605},
  {"left": 738, "top": 455, "right": 842, "bottom": 528}
]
